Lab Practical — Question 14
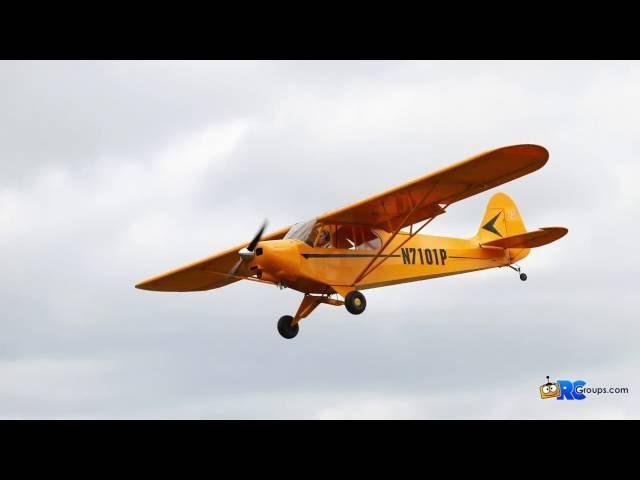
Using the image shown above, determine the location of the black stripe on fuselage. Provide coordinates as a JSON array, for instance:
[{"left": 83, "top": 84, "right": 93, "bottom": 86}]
[
  {"left": 448, "top": 255, "right": 500, "bottom": 260},
  {"left": 301, "top": 253, "right": 401, "bottom": 259}
]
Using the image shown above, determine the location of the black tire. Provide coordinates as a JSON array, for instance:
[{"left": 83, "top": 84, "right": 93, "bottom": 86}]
[
  {"left": 345, "top": 291, "right": 366, "bottom": 315},
  {"left": 277, "top": 315, "right": 299, "bottom": 339},
  {"left": 520, "top": 273, "right": 527, "bottom": 282}
]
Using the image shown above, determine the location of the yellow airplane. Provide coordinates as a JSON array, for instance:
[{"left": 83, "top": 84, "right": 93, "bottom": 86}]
[{"left": 136, "top": 144, "right": 568, "bottom": 339}]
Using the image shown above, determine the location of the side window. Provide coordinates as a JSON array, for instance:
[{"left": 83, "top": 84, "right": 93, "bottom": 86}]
[
  {"left": 333, "top": 226, "right": 381, "bottom": 251},
  {"left": 357, "top": 228, "right": 381, "bottom": 251},
  {"left": 335, "top": 226, "right": 356, "bottom": 249},
  {"left": 358, "top": 231, "right": 381, "bottom": 251}
]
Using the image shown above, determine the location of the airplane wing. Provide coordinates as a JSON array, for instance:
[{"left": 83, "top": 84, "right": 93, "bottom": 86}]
[
  {"left": 135, "top": 226, "right": 290, "bottom": 292},
  {"left": 317, "top": 144, "right": 549, "bottom": 232},
  {"left": 136, "top": 144, "right": 548, "bottom": 292}
]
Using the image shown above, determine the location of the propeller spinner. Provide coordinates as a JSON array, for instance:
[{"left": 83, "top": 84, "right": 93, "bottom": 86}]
[{"left": 226, "top": 220, "right": 268, "bottom": 279}]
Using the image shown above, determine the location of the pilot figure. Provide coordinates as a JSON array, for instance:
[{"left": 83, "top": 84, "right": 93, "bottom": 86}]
[{"left": 318, "top": 230, "right": 331, "bottom": 248}]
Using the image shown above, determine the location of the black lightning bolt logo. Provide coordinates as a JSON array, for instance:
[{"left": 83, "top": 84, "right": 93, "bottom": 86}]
[{"left": 482, "top": 212, "right": 503, "bottom": 237}]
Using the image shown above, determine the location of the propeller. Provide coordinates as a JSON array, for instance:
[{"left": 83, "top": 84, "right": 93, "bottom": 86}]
[{"left": 226, "top": 220, "right": 268, "bottom": 280}]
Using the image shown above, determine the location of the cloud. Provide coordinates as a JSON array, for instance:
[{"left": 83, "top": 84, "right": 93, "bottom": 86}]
[{"left": 0, "top": 60, "right": 638, "bottom": 418}]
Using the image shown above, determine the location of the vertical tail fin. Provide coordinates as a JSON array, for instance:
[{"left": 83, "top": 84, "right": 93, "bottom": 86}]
[{"left": 475, "top": 192, "right": 529, "bottom": 263}]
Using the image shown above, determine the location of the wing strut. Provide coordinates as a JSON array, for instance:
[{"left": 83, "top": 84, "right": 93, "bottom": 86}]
[
  {"left": 350, "top": 179, "right": 447, "bottom": 285},
  {"left": 351, "top": 206, "right": 447, "bottom": 286}
]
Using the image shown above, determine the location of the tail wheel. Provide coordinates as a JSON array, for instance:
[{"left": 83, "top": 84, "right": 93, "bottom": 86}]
[
  {"left": 519, "top": 273, "right": 528, "bottom": 281},
  {"left": 277, "top": 315, "right": 299, "bottom": 339},
  {"left": 345, "top": 291, "right": 366, "bottom": 315}
]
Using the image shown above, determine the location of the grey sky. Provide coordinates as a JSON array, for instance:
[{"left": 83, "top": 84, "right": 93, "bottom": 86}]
[{"left": 1, "top": 60, "right": 638, "bottom": 418}]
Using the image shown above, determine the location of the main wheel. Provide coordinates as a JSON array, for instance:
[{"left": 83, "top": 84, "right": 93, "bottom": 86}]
[
  {"left": 345, "top": 291, "right": 366, "bottom": 315},
  {"left": 277, "top": 315, "right": 299, "bottom": 339},
  {"left": 519, "top": 273, "right": 527, "bottom": 281}
]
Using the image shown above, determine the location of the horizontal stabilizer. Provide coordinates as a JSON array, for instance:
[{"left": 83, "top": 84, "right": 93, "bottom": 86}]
[{"left": 481, "top": 227, "right": 568, "bottom": 249}]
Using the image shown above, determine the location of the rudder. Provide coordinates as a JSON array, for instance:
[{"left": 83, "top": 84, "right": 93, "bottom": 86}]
[{"left": 475, "top": 192, "right": 529, "bottom": 263}]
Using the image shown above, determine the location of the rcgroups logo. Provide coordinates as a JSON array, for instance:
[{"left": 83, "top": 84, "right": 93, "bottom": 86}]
[{"left": 540, "top": 376, "right": 587, "bottom": 400}]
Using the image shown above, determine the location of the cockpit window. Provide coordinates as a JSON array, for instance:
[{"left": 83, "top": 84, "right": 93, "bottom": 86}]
[
  {"left": 335, "top": 225, "right": 381, "bottom": 251},
  {"left": 284, "top": 220, "right": 381, "bottom": 251},
  {"left": 283, "top": 219, "right": 318, "bottom": 246}
]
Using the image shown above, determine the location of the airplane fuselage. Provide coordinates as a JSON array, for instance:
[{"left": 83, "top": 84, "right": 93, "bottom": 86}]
[{"left": 253, "top": 229, "right": 529, "bottom": 295}]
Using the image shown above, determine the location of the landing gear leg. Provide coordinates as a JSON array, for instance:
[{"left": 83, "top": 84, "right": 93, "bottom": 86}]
[
  {"left": 277, "top": 294, "right": 339, "bottom": 340},
  {"left": 509, "top": 264, "right": 527, "bottom": 282}
]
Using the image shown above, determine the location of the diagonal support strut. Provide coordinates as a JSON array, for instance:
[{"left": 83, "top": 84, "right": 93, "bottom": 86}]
[
  {"left": 352, "top": 211, "right": 446, "bottom": 285},
  {"left": 351, "top": 182, "right": 443, "bottom": 286}
]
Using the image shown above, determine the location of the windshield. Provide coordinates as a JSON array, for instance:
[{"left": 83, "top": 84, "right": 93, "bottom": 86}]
[{"left": 283, "top": 219, "right": 319, "bottom": 246}]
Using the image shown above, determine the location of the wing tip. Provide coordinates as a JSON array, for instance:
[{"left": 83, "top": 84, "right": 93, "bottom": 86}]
[
  {"left": 499, "top": 143, "right": 549, "bottom": 164},
  {"left": 134, "top": 273, "right": 168, "bottom": 291},
  {"left": 134, "top": 280, "right": 154, "bottom": 291}
]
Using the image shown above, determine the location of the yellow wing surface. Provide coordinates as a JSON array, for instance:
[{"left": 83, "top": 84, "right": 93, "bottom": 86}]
[
  {"left": 318, "top": 144, "right": 548, "bottom": 231},
  {"left": 136, "top": 144, "right": 548, "bottom": 292},
  {"left": 135, "top": 226, "right": 290, "bottom": 292}
]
